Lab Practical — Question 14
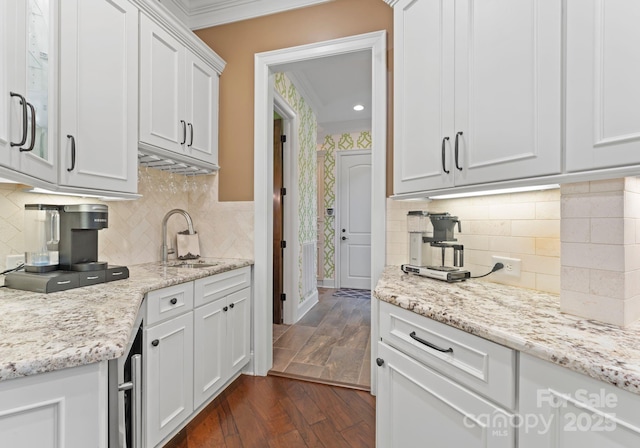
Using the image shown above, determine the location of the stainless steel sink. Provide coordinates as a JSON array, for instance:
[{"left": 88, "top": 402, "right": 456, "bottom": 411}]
[{"left": 169, "top": 262, "right": 219, "bottom": 269}]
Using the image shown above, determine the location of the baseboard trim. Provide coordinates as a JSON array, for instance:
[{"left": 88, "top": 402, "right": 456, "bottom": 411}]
[
  {"left": 296, "top": 289, "right": 318, "bottom": 322},
  {"left": 318, "top": 278, "right": 335, "bottom": 288}
]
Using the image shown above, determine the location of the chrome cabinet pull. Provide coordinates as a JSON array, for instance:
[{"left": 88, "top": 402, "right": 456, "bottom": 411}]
[
  {"left": 66, "top": 135, "right": 76, "bottom": 171},
  {"left": 131, "top": 354, "right": 142, "bottom": 448},
  {"left": 180, "top": 120, "right": 186, "bottom": 145},
  {"left": 409, "top": 331, "right": 453, "bottom": 353},
  {"left": 20, "top": 102, "right": 36, "bottom": 152},
  {"left": 454, "top": 131, "right": 463, "bottom": 171},
  {"left": 441, "top": 137, "right": 450, "bottom": 174},
  {"left": 9, "top": 92, "right": 28, "bottom": 147},
  {"left": 187, "top": 123, "right": 193, "bottom": 147}
]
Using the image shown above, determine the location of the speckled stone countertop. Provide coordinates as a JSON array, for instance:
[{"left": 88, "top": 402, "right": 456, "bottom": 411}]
[
  {"left": 374, "top": 266, "right": 640, "bottom": 395},
  {"left": 0, "top": 258, "right": 252, "bottom": 382}
]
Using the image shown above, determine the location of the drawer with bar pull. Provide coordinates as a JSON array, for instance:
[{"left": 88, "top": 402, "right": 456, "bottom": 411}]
[{"left": 379, "top": 300, "right": 516, "bottom": 409}]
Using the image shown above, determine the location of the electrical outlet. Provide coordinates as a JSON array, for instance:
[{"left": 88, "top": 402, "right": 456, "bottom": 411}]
[
  {"left": 6, "top": 254, "right": 25, "bottom": 269},
  {"left": 492, "top": 256, "right": 521, "bottom": 278}
]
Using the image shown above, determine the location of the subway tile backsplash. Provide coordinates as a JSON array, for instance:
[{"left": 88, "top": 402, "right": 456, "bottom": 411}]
[{"left": 387, "top": 188, "right": 561, "bottom": 294}]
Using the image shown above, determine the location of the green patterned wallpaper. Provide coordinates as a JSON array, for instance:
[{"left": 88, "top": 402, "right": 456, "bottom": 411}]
[
  {"left": 318, "top": 131, "right": 372, "bottom": 281},
  {"left": 275, "top": 73, "right": 318, "bottom": 304}
]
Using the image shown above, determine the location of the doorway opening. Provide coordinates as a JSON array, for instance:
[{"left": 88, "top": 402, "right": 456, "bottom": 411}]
[{"left": 252, "top": 32, "right": 387, "bottom": 395}]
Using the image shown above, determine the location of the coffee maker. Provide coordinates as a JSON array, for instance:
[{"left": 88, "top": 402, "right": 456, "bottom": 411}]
[
  {"left": 403, "top": 211, "right": 471, "bottom": 282},
  {"left": 5, "top": 204, "right": 129, "bottom": 293}
]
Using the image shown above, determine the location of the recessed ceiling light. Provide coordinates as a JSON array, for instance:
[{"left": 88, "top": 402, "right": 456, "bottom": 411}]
[{"left": 353, "top": 104, "right": 364, "bottom": 111}]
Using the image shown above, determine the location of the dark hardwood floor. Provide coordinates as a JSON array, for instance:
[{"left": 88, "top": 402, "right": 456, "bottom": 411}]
[{"left": 164, "top": 374, "right": 376, "bottom": 448}]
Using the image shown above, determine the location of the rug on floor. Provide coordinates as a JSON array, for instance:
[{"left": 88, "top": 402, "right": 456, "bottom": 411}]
[{"left": 332, "top": 288, "right": 371, "bottom": 299}]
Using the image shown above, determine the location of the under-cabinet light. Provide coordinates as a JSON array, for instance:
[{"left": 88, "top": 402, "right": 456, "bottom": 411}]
[
  {"left": 428, "top": 184, "right": 560, "bottom": 200},
  {"left": 23, "top": 187, "right": 138, "bottom": 201}
]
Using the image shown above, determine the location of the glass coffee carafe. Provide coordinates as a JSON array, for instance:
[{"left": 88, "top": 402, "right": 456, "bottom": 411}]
[{"left": 24, "top": 204, "right": 59, "bottom": 272}]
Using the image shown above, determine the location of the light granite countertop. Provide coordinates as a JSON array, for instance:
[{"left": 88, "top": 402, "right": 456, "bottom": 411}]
[
  {"left": 374, "top": 266, "right": 640, "bottom": 395},
  {"left": 0, "top": 258, "right": 252, "bottom": 382}
]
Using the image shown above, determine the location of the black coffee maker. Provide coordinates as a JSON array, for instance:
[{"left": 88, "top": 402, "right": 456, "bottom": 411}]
[
  {"left": 5, "top": 203, "right": 129, "bottom": 293},
  {"left": 59, "top": 204, "right": 109, "bottom": 271}
]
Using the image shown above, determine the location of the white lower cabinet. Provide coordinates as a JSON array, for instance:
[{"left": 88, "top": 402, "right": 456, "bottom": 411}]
[
  {"left": 0, "top": 362, "right": 107, "bottom": 448},
  {"left": 519, "top": 353, "right": 640, "bottom": 448},
  {"left": 377, "top": 302, "right": 516, "bottom": 448},
  {"left": 144, "top": 312, "right": 194, "bottom": 448},
  {"left": 377, "top": 343, "right": 514, "bottom": 448},
  {"left": 143, "top": 266, "right": 251, "bottom": 447},
  {"left": 378, "top": 302, "right": 640, "bottom": 448},
  {"left": 194, "top": 287, "right": 251, "bottom": 409}
]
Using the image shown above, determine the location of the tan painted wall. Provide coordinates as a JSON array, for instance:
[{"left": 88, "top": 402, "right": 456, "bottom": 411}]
[{"left": 195, "top": 0, "right": 393, "bottom": 201}]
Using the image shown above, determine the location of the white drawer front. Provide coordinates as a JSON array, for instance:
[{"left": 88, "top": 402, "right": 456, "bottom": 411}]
[
  {"left": 146, "top": 282, "right": 194, "bottom": 326},
  {"left": 380, "top": 301, "right": 516, "bottom": 409},
  {"left": 194, "top": 266, "right": 251, "bottom": 307}
]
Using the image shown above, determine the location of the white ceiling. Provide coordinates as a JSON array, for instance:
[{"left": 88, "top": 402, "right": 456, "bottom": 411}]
[
  {"left": 279, "top": 51, "right": 372, "bottom": 141},
  {"left": 159, "top": 0, "right": 372, "bottom": 141},
  {"left": 160, "top": 0, "right": 335, "bottom": 29}
]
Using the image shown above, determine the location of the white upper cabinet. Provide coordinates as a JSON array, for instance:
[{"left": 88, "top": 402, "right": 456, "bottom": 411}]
[
  {"left": 565, "top": 0, "right": 640, "bottom": 172},
  {"left": 185, "top": 52, "right": 219, "bottom": 165},
  {"left": 2, "top": 0, "right": 57, "bottom": 184},
  {"left": 139, "top": 17, "right": 185, "bottom": 154},
  {"left": 139, "top": 13, "right": 221, "bottom": 168},
  {"left": 394, "top": 0, "right": 455, "bottom": 193},
  {"left": 394, "top": 0, "right": 562, "bottom": 195},
  {"left": 58, "top": 0, "right": 139, "bottom": 194}
]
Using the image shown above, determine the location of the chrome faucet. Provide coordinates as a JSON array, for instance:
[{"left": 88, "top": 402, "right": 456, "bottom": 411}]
[{"left": 161, "top": 209, "right": 195, "bottom": 263}]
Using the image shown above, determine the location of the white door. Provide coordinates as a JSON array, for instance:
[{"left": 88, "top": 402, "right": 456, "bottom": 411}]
[
  {"left": 58, "top": 0, "right": 138, "bottom": 193},
  {"left": 565, "top": 0, "right": 640, "bottom": 172},
  {"left": 453, "top": 0, "right": 562, "bottom": 186},
  {"left": 338, "top": 151, "right": 371, "bottom": 290}
]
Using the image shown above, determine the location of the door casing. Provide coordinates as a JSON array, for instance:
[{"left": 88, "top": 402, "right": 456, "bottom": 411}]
[{"left": 253, "top": 32, "right": 387, "bottom": 396}]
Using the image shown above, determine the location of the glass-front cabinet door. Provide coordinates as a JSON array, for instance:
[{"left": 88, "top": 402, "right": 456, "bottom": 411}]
[{"left": 2, "top": 0, "right": 57, "bottom": 183}]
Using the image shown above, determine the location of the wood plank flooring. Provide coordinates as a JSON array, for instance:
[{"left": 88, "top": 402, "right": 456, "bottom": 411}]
[
  {"left": 270, "top": 288, "right": 371, "bottom": 390},
  {"left": 163, "top": 374, "right": 376, "bottom": 448}
]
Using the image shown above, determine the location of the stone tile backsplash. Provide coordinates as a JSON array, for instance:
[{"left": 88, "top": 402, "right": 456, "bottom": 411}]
[{"left": 560, "top": 178, "right": 640, "bottom": 327}]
